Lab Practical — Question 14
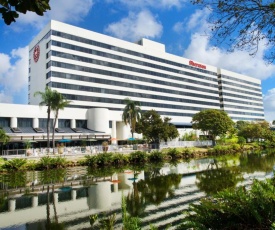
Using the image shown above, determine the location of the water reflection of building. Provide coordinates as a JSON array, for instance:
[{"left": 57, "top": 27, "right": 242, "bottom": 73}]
[{"left": 0, "top": 159, "right": 270, "bottom": 229}]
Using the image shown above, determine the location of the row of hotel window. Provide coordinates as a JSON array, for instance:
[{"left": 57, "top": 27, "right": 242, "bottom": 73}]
[
  {"left": 0, "top": 118, "right": 87, "bottom": 128},
  {"left": 46, "top": 71, "right": 263, "bottom": 103},
  {"left": 54, "top": 93, "right": 264, "bottom": 117},
  {"left": 48, "top": 81, "right": 263, "bottom": 110},
  {"left": 46, "top": 60, "right": 262, "bottom": 98},
  {"left": 50, "top": 40, "right": 261, "bottom": 92},
  {"left": 51, "top": 30, "right": 217, "bottom": 76},
  {"left": 48, "top": 50, "right": 262, "bottom": 95}
]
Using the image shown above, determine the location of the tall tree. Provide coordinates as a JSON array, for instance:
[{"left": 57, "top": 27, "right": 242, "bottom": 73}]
[
  {"left": 34, "top": 87, "right": 55, "bottom": 149},
  {"left": 135, "top": 110, "right": 179, "bottom": 144},
  {"left": 122, "top": 98, "right": 142, "bottom": 139},
  {"left": 51, "top": 92, "right": 70, "bottom": 152},
  {"left": 192, "top": 109, "right": 234, "bottom": 145},
  {"left": 191, "top": 0, "right": 275, "bottom": 63},
  {"left": 0, "top": 0, "right": 50, "bottom": 25}
]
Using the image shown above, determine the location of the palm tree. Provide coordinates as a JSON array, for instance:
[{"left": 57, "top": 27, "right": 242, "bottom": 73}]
[
  {"left": 51, "top": 92, "right": 70, "bottom": 151},
  {"left": 0, "top": 129, "right": 10, "bottom": 154},
  {"left": 122, "top": 98, "right": 142, "bottom": 138},
  {"left": 0, "top": 129, "right": 10, "bottom": 144},
  {"left": 34, "top": 87, "right": 56, "bottom": 149}
]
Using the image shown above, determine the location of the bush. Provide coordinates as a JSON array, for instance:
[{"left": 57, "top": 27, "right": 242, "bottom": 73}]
[
  {"left": 38, "top": 156, "right": 67, "bottom": 169},
  {"left": 95, "top": 152, "right": 113, "bottom": 166},
  {"left": 179, "top": 178, "right": 275, "bottom": 230},
  {"left": 38, "top": 156, "right": 53, "bottom": 170},
  {"left": 3, "top": 158, "right": 27, "bottom": 171},
  {"left": 128, "top": 151, "right": 147, "bottom": 163},
  {"left": 148, "top": 150, "right": 165, "bottom": 162},
  {"left": 51, "top": 157, "right": 67, "bottom": 168},
  {"left": 111, "top": 153, "right": 128, "bottom": 165},
  {"left": 166, "top": 148, "right": 181, "bottom": 160},
  {"left": 85, "top": 155, "right": 97, "bottom": 166}
]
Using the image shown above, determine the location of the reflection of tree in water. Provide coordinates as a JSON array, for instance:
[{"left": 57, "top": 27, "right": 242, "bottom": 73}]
[
  {"left": 45, "top": 185, "right": 65, "bottom": 230},
  {"left": 239, "top": 153, "right": 275, "bottom": 173},
  {"left": 196, "top": 167, "right": 243, "bottom": 195},
  {"left": 126, "top": 180, "right": 147, "bottom": 217},
  {"left": 39, "top": 169, "right": 67, "bottom": 185},
  {"left": 137, "top": 174, "right": 182, "bottom": 206},
  {"left": 0, "top": 171, "right": 27, "bottom": 188}
]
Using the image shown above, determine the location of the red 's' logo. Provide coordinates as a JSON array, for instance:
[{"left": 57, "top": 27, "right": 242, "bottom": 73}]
[{"left": 33, "top": 45, "right": 40, "bottom": 63}]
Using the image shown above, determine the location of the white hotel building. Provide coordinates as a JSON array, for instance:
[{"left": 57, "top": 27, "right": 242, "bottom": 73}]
[{"left": 0, "top": 20, "right": 264, "bottom": 144}]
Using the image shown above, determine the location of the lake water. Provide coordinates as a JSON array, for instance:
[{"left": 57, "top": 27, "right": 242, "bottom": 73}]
[{"left": 1, "top": 152, "right": 275, "bottom": 229}]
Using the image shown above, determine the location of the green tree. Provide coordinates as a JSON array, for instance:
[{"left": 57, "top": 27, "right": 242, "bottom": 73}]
[
  {"left": 0, "top": 0, "right": 50, "bottom": 25},
  {"left": 0, "top": 128, "right": 10, "bottom": 144},
  {"left": 0, "top": 128, "right": 10, "bottom": 154},
  {"left": 122, "top": 98, "right": 142, "bottom": 139},
  {"left": 238, "top": 121, "right": 270, "bottom": 141},
  {"left": 135, "top": 110, "right": 179, "bottom": 144},
  {"left": 51, "top": 91, "right": 70, "bottom": 152},
  {"left": 192, "top": 109, "right": 234, "bottom": 145},
  {"left": 34, "top": 86, "right": 56, "bottom": 149},
  {"left": 191, "top": 0, "right": 275, "bottom": 63}
]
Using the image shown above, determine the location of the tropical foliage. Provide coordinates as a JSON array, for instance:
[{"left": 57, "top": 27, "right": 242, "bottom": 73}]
[
  {"left": 192, "top": 109, "right": 234, "bottom": 145},
  {"left": 51, "top": 91, "right": 70, "bottom": 150},
  {"left": 136, "top": 110, "right": 179, "bottom": 144},
  {"left": 122, "top": 98, "right": 142, "bottom": 138},
  {"left": 179, "top": 178, "right": 275, "bottom": 230},
  {"left": 0, "top": 129, "right": 10, "bottom": 144},
  {"left": 34, "top": 87, "right": 70, "bottom": 150}
]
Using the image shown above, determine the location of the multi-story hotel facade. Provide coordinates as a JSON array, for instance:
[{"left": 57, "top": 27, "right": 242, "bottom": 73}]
[{"left": 0, "top": 20, "right": 264, "bottom": 144}]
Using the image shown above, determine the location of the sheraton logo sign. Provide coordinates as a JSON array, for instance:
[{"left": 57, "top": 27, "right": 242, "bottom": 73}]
[{"left": 189, "top": 60, "right": 206, "bottom": 69}]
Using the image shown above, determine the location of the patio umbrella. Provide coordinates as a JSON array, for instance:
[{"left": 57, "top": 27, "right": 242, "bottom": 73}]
[
  {"left": 58, "top": 139, "right": 71, "bottom": 143},
  {"left": 128, "top": 137, "right": 135, "bottom": 141}
]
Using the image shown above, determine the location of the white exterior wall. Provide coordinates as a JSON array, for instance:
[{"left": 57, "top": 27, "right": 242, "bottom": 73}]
[
  {"left": 28, "top": 20, "right": 221, "bottom": 125},
  {"left": 16, "top": 20, "right": 265, "bottom": 141},
  {"left": 218, "top": 68, "right": 264, "bottom": 121},
  {"left": 87, "top": 108, "right": 109, "bottom": 133}
]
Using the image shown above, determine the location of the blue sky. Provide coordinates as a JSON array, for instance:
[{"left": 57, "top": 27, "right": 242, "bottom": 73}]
[{"left": 0, "top": 0, "right": 274, "bottom": 121}]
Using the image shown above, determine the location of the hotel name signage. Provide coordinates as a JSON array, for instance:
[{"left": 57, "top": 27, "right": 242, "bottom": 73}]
[{"left": 189, "top": 60, "right": 206, "bottom": 69}]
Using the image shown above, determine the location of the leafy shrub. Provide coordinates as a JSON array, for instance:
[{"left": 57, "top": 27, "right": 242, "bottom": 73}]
[
  {"left": 232, "top": 143, "right": 241, "bottom": 151},
  {"left": 182, "top": 148, "right": 192, "bottom": 156},
  {"left": 166, "top": 148, "right": 181, "bottom": 160},
  {"left": 148, "top": 150, "right": 164, "bottom": 162},
  {"left": 128, "top": 151, "right": 147, "bottom": 163},
  {"left": 238, "top": 136, "right": 246, "bottom": 147},
  {"left": 85, "top": 155, "right": 97, "bottom": 166},
  {"left": 51, "top": 157, "right": 67, "bottom": 168},
  {"left": 111, "top": 153, "right": 128, "bottom": 165},
  {"left": 179, "top": 178, "right": 275, "bottom": 230},
  {"left": 95, "top": 152, "right": 113, "bottom": 166},
  {"left": 38, "top": 156, "right": 53, "bottom": 170},
  {"left": 3, "top": 158, "right": 27, "bottom": 170}
]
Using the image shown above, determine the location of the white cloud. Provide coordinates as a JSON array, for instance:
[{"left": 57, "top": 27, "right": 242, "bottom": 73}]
[
  {"left": 173, "top": 21, "right": 184, "bottom": 33},
  {"left": 182, "top": 8, "right": 275, "bottom": 80},
  {"left": 107, "top": 0, "right": 186, "bottom": 9},
  {"left": 105, "top": 10, "right": 163, "bottom": 41},
  {"left": 0, "top": 46, "right": 28, "bottom": 103},
  {"left": 263, "top": 88, "right": 275, "bottom": 122},
  {"left": 13, "top": 0, "right": 94, "bottom": 29}
]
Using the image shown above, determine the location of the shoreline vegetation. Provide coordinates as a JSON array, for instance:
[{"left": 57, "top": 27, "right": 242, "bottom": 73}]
[
  {"left": 0, "top": 142, "right": 265, "bottom": 172},
  {"left": 1, "top": 143, "right": 275, "bottom": 229}
]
